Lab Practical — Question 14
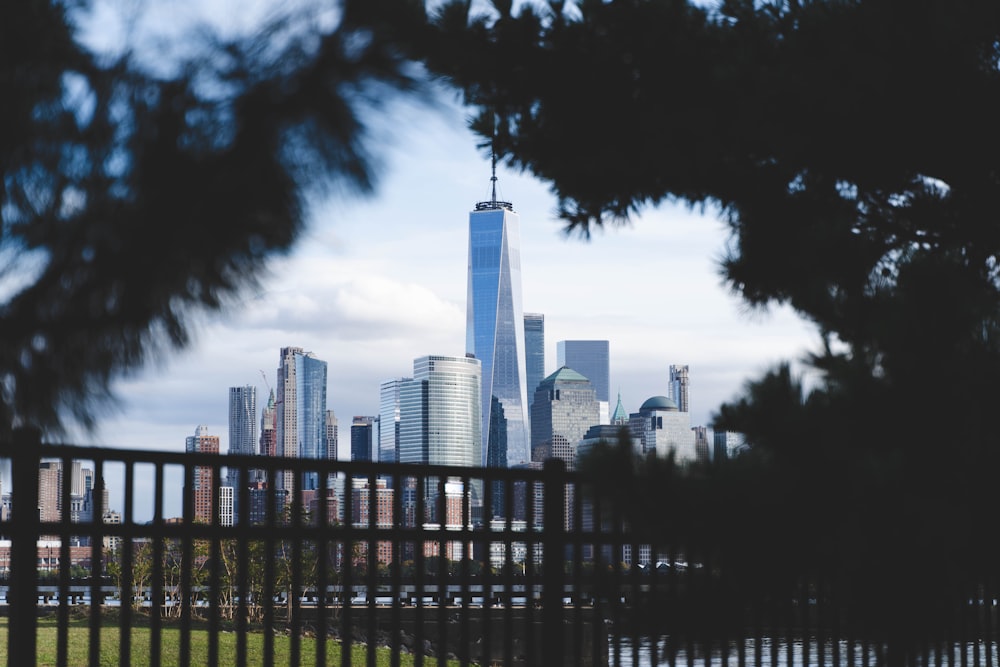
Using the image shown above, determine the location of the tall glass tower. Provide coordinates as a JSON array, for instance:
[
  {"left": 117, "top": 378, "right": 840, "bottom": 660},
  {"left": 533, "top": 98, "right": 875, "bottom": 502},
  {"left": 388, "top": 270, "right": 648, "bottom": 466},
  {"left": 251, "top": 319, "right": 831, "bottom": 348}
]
[
  {"left": 276, "top": 346, "right": 328, "bottom": 492},
  {"left": 524, "top": 313, "right": 545, "bottom": 413},
  {"left": 399, "top": 354, "right": 483, "bottom": 518},
  {"left": 467, "top": 185, "right": 530, "bottom": 467},
  {"left": 227, "top": 384, "right": 257, "bottom": 521},
  {"left": 378, "top": 377, "right": 411, "bottom": 470}
]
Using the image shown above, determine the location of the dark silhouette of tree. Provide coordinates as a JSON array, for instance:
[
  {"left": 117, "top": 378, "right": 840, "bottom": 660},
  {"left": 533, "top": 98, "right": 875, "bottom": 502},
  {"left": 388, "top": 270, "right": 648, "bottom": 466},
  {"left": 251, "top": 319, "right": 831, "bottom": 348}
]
[
  {"left": 429, "top": 0, "right": 1000, "bottom": 660},
  {"left": 0, "top": 0, "right": 427, "bottom": 437}
]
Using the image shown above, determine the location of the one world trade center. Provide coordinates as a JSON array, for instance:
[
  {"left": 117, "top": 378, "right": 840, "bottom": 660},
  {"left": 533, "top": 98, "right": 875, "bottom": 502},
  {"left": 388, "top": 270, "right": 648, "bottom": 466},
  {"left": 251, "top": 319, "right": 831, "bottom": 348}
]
[{"left": 466, "top": 179, "right": 530, "bottom": 469}]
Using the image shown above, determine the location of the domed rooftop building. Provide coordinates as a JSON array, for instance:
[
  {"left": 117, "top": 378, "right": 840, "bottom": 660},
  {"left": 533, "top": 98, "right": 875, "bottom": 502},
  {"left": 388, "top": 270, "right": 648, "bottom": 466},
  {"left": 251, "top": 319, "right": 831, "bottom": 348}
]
[
  {"left": 629, "top": 394, "right": 697, "bottom": 463},
  {"left": 639, "top": 395, "right": 678, "bottom": 412}
]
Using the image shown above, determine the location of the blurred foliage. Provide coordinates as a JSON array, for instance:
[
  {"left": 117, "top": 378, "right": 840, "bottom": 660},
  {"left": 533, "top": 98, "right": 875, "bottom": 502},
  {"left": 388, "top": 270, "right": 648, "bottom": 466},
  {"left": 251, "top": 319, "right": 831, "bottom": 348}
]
[
  {"left": 430, "top": 1, "right": 1000, "bottom": 627},
  {"left": 0, "top": 0, "right": 428, "bottom": 437}
]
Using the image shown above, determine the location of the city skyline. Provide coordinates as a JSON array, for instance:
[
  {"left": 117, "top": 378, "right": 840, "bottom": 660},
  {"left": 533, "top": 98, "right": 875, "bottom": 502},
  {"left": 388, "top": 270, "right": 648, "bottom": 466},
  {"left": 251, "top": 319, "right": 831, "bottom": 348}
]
[
  {"left": 67, "top": 97, "right": 816, "bottom": 455},
  {"left": 59, "top": 98, "right": 816, "bottom": 524}
]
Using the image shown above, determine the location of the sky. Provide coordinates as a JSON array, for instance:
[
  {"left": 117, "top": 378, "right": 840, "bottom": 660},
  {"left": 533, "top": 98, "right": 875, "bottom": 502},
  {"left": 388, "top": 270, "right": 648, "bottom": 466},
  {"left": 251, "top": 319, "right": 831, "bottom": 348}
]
[{"left": 50, "top": 0, "right": 819, "bottom": 519}]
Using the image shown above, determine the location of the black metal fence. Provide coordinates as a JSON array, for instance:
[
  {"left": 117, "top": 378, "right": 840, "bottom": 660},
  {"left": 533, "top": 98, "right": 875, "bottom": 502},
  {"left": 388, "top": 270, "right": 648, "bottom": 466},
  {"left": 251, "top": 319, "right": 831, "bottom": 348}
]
[{"left": 1, "top": 431, "right": 999, "bottom": 667}]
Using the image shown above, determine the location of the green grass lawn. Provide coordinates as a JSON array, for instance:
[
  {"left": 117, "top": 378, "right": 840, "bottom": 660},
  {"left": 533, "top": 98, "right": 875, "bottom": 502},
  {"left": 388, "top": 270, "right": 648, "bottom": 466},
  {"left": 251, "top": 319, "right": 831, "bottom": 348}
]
[{"left": 0, "top": 615, "right": 456, "bottom": 667}]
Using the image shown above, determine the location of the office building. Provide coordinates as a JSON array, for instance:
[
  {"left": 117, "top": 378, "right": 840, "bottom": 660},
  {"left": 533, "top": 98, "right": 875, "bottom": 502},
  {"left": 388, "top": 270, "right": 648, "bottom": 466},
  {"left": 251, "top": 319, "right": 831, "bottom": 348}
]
[
  {"left": 185, "top": 425, "right": 220, "bottom": 523},
  {"left": 557, "top": 340, "right": 610, "bottom": 422},
  {"left": 467, "top": 186, "right": 530, "bottom": 467},
  {"left": 276, "top": 346, "right": 328, "bottom": 492},
  {"left": 579, "top": 422, "right": 643, "bottom": 465},
  {"left": 399, "top": 355, "right": 482, "bottom": 469},
  {"left": 693, "top": 425, "right": 710, "bottom": 463},
  {"left": 227, "top": 385, "right": 257, "bottom": 522},
  {"left": 530, "top": 367, "right": 601, "bottom": 469},
  {"left": 399, "top": 355, "right": 482, "bottom": 518},
  {"left": 524, "top": 313, "right": 545, "bottom": 411},
  {"left": 669, "top": 364, "right": 690, "bottom": 413},
  {"left": 351, "top": 416, "right": 376, "bottom": 467},
  {"left": 714, "top": 430, "right": 749, "bottom": 460},
  {"left": 628, "top": 396, "right": 697, "bottom": 463},
  {"left": 325, "top": 409, "right": 339, "bottom": 461},
  {"left": 379, "top": 378, "right": 409, "bottom": 465}
]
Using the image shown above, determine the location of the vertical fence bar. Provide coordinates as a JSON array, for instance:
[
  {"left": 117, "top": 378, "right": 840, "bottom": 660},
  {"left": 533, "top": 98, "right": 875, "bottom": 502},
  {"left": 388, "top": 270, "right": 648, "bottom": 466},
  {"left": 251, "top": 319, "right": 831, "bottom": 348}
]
[
  {"left": 88, "top": 460, "right": 105, "bottom": 667},
  {"left": 389, "top": 469, "right": 403, "bottom": 667},
  {"left": 120, "top": 460, "right": 135, "bottom": 667},
  {"left": 414, "top": 474, "right": 426, "bottom": 667},
  {"left": 289, "top": 473, "right": 302, "bottom": 667},
  {"left": 56, "top": 453, "right": 72, "bottom": 667},
  {"left": 208, "top": 462, "right": 222, "bottom": 667},
  {"left": 262, "top": 463, "right": 276, "bottom": 667},
  {"left": 179, "top": 462, "right": 194, "bottom": 667},
  {"left": 315, "top": 470, "right": 329, "bottom": 667},
  {"left": 543, "top": 458, "right": 566, "bottom": 667},
  {"left": 236, "top": 471, "right": 249, "bottom": 667},
  {"left": 8, "top": 428, "right": 40, "bottom": 667},
  {"left": 343, "top": 471, "right": 354, "bottom": 667},
  {"left": 151, "top": 463, "right": 165, "bottom": 667},
  {"left": 367, "top": 469, "right": 378, "bottom": 667}
]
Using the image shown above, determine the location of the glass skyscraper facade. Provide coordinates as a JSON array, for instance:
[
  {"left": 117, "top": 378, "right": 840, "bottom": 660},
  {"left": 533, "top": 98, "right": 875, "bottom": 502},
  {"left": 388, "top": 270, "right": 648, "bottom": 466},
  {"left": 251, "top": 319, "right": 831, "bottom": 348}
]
[
  {"left": 530, "top": 367, "right": 600, "bottom": 468},
  {"left": 467, "top": 198, "right": 530, "bottom": 467},
  {"left": 227, "top": 384, "right": 257, "bottom": 522},
  {"left": 557, "top": 340, "right": 611, "bottom": 403},
  {"left": 398, "top": 355, "right": 482, "bottom": 469},
  {"left": 351, "top": 416, "right": 376, "bottom": 463},
  {"left": 276, "top": 346, "right": 328, "bottom": 492},
  {"left": 378, "top": 378, "right": 407, "bottom": 465},
  {"left": 523, "top": 313, "right": 545, "bottom": 413},
  {"left": 669, "top": 364, "right": 690, "bottom": 413},
  {"left": 398, "top": 355, "right": 482, "bottom": 518}
]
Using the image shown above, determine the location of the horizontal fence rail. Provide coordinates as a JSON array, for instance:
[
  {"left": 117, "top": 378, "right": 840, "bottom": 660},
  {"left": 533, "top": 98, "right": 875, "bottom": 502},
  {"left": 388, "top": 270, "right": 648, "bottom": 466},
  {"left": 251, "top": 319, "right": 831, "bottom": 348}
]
[{"left": 1, "top": 432, "right": 998, "bottom": 667}]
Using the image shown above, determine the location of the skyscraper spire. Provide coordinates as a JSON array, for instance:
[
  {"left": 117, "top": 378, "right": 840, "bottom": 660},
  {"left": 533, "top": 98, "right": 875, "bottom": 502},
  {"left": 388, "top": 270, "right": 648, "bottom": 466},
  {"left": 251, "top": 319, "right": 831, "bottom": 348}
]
[
  {"left": 612, "top": 389, "right": 628, "bottom": 425},
  {"left": 491, "top": 148, "right": 499, "bottom": 207},
  {"left": 476, "top": 143, "right": 513, "bottom": 212}
]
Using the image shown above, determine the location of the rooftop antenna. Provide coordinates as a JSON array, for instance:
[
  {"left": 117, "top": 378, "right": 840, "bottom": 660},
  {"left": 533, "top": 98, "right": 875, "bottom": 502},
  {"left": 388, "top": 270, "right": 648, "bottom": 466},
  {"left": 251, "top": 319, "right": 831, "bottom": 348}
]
[
  {"left": 475, "top": 125, "right": 513, "bottom": 212},
  {"left": 490, "top": 147, "right": 498, "bottom": 207}
]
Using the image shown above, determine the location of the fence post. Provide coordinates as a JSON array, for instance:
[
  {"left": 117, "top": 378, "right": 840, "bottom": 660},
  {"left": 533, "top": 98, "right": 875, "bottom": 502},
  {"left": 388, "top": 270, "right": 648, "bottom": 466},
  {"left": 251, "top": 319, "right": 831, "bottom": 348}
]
[
  {"left": 8, "top": 427, "right": 41, "bottom": 667},
  {"left": 543, "top": 458, "right": 566, "bottom": 667}
]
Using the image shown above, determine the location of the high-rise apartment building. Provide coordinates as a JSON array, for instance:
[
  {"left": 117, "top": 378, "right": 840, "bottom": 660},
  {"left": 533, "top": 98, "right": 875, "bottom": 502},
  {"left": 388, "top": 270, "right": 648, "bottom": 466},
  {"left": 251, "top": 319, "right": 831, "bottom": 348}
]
[
  {"left": 669, "top": 364, "right": 690, "bottom": 413},
  {"left": 38, "top": 461, "right": 63, "bottom": 525},
  {"left": 467, "top": 189, "right": 530, "bottom": 467},
  {"left": 350, "top": 478, "right": 394, "bottom": 565},
  {"left": 228, "top": 385, "right": 258, "bottom": 458},
  {"left": 523, "top": 313, "right": 545, "bottom": 412},
  {"left": 219, "top": 486, "right": 234, "bottom": 527},
  {"left": 259, "top": 389, "right": 276, "bottom": 458},
  {"left": 227, "top": 385, "right": 257, "bottom": 522},
  {"left": 325, "top": 409, "right": 339, "bottom": 460},
  {"left": 399, "top": 355, "right": 482, "bottom": 517},
  {"left": 379, "top": 378, "right": 408, "bottom": 465},
  {"left": 185, "top": 425, "right": 220, "bottom": 523},
  {"left": 276, "top": 346, "right": 328, "bottom": 492}
]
